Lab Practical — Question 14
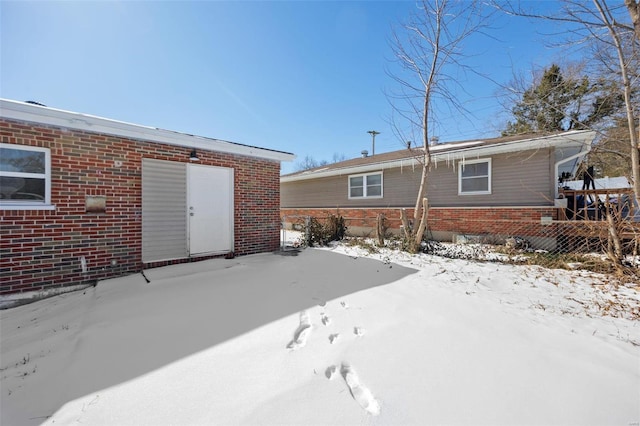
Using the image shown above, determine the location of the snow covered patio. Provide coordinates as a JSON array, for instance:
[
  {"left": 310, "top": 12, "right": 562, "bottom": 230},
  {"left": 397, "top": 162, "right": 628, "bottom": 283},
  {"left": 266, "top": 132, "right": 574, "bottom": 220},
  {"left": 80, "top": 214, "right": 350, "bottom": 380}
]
[{"left": 1, "top": 243, "right": 639, "bottom": 425}]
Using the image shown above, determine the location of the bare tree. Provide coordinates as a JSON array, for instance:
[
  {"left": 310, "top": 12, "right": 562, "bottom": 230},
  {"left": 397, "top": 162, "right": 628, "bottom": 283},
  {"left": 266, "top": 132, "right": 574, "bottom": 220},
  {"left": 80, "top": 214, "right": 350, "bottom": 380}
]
[
  {"left": 495, "top": 0, "right": 639, "bottom": 274},
  {"left": 594, "top": 0, "right": 640, "bottom": 199},
  {"left": 500, "top": 59, "right": 632, "bottom": 179},
  {"left": 388, "top": 0, "right": 490, "bottom": 252},
  {"left": 331, "top": 152, "right": 347, "bottom": 163},
  {"left": 293, "top": 153, "right": 347, "bottom": 172},
  {"left": 625, "top": 0, "right": 640, "bottom": 40},
  {"left": 294, "top": 155, "right": 326, "bottom": 172},
  {"left": 498, "top": 0, "right": 640, "bottom": 208}
]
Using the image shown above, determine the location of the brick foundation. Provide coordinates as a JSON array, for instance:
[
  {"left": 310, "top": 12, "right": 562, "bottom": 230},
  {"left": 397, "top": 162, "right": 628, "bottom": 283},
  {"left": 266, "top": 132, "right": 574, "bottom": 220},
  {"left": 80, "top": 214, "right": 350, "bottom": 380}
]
[{"left": 281, "top": 206, "right": 560, "bottom": 239}]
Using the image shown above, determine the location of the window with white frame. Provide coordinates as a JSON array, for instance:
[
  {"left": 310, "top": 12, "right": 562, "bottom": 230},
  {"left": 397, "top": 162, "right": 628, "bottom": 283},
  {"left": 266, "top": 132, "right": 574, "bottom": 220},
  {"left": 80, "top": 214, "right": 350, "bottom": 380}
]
[
  {"left": 458, "top": 158, "right": 491, "bottom": 195},
  {"left": 0, "top": 144, "right": 52, "bottom": 208},
  {"left": 349, "top": 172, "right": 383, "bottom": 199}
]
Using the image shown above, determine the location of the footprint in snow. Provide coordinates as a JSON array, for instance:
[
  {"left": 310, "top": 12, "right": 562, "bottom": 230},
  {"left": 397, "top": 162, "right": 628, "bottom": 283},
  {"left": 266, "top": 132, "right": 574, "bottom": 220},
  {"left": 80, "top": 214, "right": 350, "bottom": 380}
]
[
  {"left": 329, "top": 333, "right": 340, "bottom": 344},
  {"left": 354, "top": 327, "right": 365, "bottom": 337},
  {"left": 321, "top": 314, "right": 331, "bottom": 326},
  {"left": 325, "top": 365, "right": 337, "bottom": 380},
  {"left": 287, "top": 311, "right": 311, "bottom": 350},
  {"left": 340, "top": 363, "right": 380, "bottom": 416},
  {"left": 341, "top": 301, "right": 349, "bottom": 309}
]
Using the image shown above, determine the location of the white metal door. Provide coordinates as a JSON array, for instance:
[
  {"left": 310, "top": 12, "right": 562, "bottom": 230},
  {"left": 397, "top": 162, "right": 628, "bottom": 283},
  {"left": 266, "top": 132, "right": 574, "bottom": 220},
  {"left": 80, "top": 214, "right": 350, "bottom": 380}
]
[{"left": 188, "top": 164, "right": 234, "bottom": 255}]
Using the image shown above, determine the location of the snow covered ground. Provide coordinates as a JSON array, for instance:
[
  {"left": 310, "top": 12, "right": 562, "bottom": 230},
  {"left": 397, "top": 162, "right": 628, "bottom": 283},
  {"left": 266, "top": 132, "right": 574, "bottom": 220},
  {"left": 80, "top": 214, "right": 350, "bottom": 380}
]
[{"left": 1, "top": 232, "right": 639, "bottom": 425}]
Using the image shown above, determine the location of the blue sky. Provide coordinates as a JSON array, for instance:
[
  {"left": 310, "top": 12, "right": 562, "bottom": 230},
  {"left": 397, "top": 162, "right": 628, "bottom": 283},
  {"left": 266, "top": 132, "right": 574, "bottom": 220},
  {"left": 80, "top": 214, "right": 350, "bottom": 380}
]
[{"left": 1, "top": 1, "right": 570, "bottom": 174}]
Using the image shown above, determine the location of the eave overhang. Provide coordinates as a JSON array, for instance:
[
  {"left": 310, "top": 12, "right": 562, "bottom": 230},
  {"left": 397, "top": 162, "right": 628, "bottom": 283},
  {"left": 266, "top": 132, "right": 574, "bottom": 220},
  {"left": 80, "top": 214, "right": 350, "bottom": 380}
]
[{"left": 0, "top": 99, "right": 295, "bottom": 163}]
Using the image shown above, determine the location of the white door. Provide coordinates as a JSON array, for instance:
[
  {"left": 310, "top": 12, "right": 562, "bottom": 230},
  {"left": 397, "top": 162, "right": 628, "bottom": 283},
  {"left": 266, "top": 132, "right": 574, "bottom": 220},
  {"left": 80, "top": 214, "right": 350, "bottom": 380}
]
[{"left": 188, "top": 164, "right": 234, "bottom": 255}]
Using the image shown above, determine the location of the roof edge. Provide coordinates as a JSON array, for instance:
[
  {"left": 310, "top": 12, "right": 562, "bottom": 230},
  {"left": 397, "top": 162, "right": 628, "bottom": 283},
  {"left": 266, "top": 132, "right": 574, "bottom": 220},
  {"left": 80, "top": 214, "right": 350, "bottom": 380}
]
[
  {"left": 281, "top": 130, "right": 596, "bottom": 182},
  {"left": 0, "top": 99, "right": 295, "bottom": 162}
]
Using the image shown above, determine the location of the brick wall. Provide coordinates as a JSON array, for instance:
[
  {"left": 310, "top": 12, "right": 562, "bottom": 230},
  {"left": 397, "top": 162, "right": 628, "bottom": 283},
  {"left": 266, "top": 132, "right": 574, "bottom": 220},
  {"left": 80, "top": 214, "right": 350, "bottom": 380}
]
[
  {"left": 429, "top": 207, "right": 558, "bottom": 237},
  {"left": 1, "top": 118, "right": 281, "bottom": 295},
  {"left": 281, "top": 206, "right": 559, "bottom": 239}
]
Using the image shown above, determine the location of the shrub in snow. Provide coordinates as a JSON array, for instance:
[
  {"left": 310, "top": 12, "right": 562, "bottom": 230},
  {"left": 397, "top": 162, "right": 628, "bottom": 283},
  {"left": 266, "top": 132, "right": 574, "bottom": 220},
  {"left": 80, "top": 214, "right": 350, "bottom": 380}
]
[
  {"left": 420, "top": 240, "right": 493, "bottom": 260},
  {"left": 303, "top": 214, "right": 347, "bottom": 247}
]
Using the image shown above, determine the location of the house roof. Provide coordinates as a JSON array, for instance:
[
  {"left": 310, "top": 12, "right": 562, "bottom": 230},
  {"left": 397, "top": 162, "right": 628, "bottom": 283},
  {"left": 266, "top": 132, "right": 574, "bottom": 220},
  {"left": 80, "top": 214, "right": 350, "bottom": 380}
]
[
  {"left": 281, "top": 130, "right": 596, "bottom": 182},
  {"left": 0, "top": 99, "right": 295, "bottom": 162}
]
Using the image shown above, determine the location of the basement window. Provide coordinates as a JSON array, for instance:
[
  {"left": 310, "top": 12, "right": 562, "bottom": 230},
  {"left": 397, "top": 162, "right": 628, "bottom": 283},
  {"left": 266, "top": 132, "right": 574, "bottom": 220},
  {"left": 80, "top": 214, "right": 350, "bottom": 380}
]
[
  {"left": 349, "top": 172, "right": 383, "bottom": 199},
  {"left": 458, "top": 158, "right": 491, "bottom": 195},
  {"left": 0, "top": 143, "right": 53, "bottom": 210}
]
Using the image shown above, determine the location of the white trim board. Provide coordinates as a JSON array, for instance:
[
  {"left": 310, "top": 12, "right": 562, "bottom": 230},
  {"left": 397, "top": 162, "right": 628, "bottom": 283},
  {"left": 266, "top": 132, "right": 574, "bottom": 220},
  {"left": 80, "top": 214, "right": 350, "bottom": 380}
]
[{"left": 0, "top": 99, "right": 295, "bottom": 163}]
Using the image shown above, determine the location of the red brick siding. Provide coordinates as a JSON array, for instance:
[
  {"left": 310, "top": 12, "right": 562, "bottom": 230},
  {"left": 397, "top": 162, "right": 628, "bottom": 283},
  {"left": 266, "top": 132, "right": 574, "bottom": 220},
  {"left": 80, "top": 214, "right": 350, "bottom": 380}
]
[
  {"left": 281, "top": 206, "right": 559, "bottom": 238},
  {"left": 1, "top": 118, "right": 281, "bottom": 295},
  {"left": 428, "top": 207, "right": 558, "bottom": 237}
]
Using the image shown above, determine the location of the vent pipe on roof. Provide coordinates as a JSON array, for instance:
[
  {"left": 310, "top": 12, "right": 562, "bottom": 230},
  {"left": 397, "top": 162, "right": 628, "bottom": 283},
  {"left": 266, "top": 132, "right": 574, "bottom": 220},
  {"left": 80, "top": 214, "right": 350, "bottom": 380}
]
[
  {"left": 430, "top": 136, "right": 439, "bottom": 146},
  {"left": 361, "top": 150, "right": 369, "bottom": 158}
]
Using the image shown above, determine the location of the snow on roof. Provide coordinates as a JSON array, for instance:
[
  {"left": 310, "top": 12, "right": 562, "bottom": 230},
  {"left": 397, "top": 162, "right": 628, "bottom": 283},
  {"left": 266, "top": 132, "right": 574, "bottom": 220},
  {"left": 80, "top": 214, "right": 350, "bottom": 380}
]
[{"left": 429, "top": 140, "right": 484, "bottom": 151}]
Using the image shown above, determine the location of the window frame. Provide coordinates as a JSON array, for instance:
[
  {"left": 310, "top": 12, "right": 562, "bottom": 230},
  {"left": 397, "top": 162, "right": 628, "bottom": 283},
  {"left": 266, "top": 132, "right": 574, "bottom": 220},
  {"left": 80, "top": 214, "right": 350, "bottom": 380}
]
[
  {"left": 0, "top": 143, "right": 54, "bottom": 210},
  {"left": 458, "top": 158, "right": 492, "bottom": 195},
  {"left": 348, "top": 171, "right": 383, "bottom": 199}
]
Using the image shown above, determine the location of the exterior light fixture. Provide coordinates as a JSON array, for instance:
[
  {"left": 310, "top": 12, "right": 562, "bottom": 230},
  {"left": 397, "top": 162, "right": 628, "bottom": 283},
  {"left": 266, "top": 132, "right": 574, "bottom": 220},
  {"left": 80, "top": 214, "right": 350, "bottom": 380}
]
[{"left": 189, "top": 149, "right": 200, "bottom": 161}]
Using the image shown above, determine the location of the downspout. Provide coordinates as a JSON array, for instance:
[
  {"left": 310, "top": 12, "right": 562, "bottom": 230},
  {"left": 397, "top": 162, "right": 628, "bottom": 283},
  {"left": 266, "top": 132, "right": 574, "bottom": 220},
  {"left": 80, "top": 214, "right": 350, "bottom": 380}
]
[{"left": 554, "top": 145, "right": 592, "bottom": 198}]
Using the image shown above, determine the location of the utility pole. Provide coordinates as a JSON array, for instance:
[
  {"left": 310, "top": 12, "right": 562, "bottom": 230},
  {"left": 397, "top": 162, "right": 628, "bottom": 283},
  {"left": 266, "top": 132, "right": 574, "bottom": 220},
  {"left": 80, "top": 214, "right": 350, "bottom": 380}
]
[{"left": 367, "top": 130, "right": 380, "bottom": 156}]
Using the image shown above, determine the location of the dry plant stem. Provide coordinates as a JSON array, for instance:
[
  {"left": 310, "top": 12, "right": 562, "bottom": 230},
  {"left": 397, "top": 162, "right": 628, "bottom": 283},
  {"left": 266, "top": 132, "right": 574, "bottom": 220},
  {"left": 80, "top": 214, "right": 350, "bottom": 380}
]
[
  {"left": 606, "top": 213, "right": 623, "bottom": 259},
  {"left": 400, "top": 208, "right": 412, "bottom": 242},
  {"left": 400, "top": 208, "right": 421, "bottom": 253},
  {"left": 603, "top": 196, "right": 624, "bottom": 275},
  {"left": 376, "top": 214, "right": 385, "bottom": 247},
  {"left": 414, "top": 198, "right": 429, "bottom": 248}
]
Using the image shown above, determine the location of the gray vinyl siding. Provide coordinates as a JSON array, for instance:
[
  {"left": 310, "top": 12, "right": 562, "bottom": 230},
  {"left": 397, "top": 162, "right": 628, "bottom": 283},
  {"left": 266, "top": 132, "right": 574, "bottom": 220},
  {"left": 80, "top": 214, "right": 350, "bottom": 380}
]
[
  {"left": 281, "top": 148, "right": 553, "bottom": 208},
  {"left": 427, "top": 149, "right": 552, "bottom": 206},
  {"left": 142, "top": 159, "right": 188, "bottom": 263}
]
